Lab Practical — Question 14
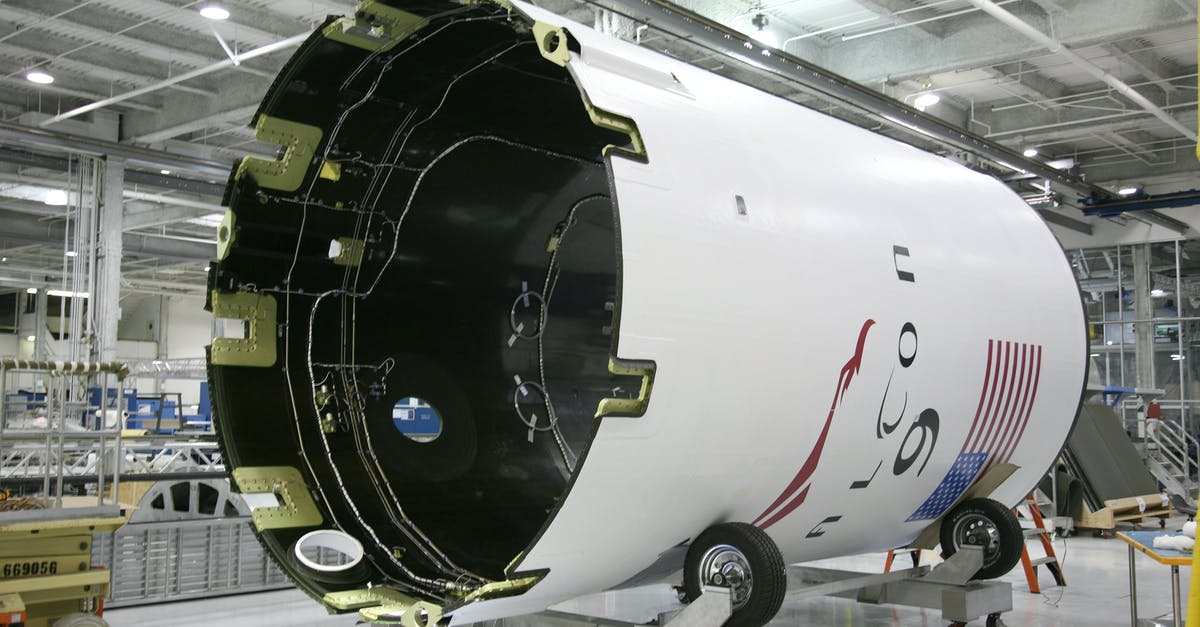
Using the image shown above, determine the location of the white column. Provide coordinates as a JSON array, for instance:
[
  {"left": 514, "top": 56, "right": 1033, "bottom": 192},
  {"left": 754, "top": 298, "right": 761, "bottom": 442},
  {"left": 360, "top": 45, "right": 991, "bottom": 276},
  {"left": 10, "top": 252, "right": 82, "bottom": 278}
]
[{"left": 96, "top": 157, "right": 124, "bottom": 362}]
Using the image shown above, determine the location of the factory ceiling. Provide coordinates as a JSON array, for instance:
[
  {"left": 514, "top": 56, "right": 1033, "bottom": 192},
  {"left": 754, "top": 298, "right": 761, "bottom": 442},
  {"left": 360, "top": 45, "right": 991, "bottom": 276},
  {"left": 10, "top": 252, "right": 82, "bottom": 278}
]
[{"left": 0, "top": 0, "right": 1194, "bottom": 297}]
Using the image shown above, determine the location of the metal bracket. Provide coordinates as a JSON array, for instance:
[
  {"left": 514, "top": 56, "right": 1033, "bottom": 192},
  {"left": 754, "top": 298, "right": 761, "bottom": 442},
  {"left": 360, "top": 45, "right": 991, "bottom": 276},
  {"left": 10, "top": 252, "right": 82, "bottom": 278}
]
[
  {"left": 595, "top": 357, "right": 655, "bottom": 418},
  {"left": 216, "top": 209, "right": 236, "bottom": 261},
  {"left": 210, "top": 290, "right": 277, "bottom": 367},
  {"left": 323, "top": 0, "right": 428, "bottom": 53},
  {"left": 325, "top": 587, "right": 443, "bottom": 626},
  {"left": 236, "top": 115, "right": 322, "bottom": 192},
  {"left": 533, "top": 22, "right": 571, "bottom": 67},
  {"left": 330, "top": 236, "right": 365, "bottom": 267},
  {"left": 231, "top": 466, "right": 322, "bottom": 531}
]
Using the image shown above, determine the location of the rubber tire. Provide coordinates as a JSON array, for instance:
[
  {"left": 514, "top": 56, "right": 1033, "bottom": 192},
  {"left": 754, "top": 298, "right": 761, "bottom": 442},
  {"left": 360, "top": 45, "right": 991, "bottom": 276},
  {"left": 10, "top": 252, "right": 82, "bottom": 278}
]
[
  {"left": 939, "top": 497, "right": 1023, "bottom": 581},
  {"left": 683, "top": 522, "right": 786, "bottom": 627}
]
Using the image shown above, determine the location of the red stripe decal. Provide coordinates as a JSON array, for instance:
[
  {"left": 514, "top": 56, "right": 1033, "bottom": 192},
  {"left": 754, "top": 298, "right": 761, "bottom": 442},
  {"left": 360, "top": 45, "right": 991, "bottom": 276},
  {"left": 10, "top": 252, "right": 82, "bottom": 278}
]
[
  {"left": 752, "top": 319, "right": 875, "bottom": 529},
  {"left": 985, "top": 343, "right": 1027, "bottom": 470},
  {"left": 1001, "top": 345, "right": 1043, "bottom": 463},
  {"left": 960, "top": 340, "right": 995, "bottom": 452},
  {"left": 972, "top": 341, "right": 1011, "bottom": 452},
  {"left": 993, "top": 344, "right": 1032, "bottom": 464}
]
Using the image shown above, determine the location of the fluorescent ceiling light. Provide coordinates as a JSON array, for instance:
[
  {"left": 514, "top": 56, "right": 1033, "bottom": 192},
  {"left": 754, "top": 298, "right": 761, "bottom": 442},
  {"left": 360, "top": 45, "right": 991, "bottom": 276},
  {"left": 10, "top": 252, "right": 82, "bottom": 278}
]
[
  {"left": 913, "top": 93, "right": 940, "bottom": 111},
  {"left": 25, "top": 288, "right": 37, "bottom": 294},
  {"left": 1151, "top": 288, "right": 1166, "bottom": 297},
  {"left": 25, "top": 70, "right": 53, "bottom": 85},
  {"left": 25, "top": 335, "right": 35, "bottom": 342},
  {"left": 64, "top": 250, "right": 77, "bottom": 257},
  {"left": 1022, "top": 148, "right": 1038, "bottom": 157},
  {"left": 47, "top": 289, "right": 88, "bottom": 298},
  {"left": 1090, "top": 353, "right": 1099, "bottom": 357},
  {"left": 160, "top": 169, "right": 171, "bottom": 175},
  {"left": 199, "top": 5, "right": 230, "bottom": 20},
  {"left": 44, "top": 189, "right": 67, "bottom": 206},
  {"left": 1118, "top": 186, "right": 1140, "bottom": 196},
  {"left": 1172, "top": 354, "right": 1186, "bottom": 361}
]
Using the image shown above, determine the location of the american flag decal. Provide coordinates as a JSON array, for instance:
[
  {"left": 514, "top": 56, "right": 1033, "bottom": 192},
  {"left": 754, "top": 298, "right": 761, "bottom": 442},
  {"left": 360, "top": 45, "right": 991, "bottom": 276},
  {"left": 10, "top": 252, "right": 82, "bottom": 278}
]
[{"left": 906, "top": 340, "right": 1043, "bottom": 522}]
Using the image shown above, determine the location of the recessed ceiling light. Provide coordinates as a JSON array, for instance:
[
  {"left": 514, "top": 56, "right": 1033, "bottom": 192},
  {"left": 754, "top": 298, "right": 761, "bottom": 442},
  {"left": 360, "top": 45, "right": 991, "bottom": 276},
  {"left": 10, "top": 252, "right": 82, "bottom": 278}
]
[
  {"left": 1022, "top": 148, "right": 1038, "bottom": 157},
  {"left": 913, "top": 93, "right": 940, "bottom": 111},
  {"left": 199, "top": 5, "right": 230, "bottom": 20},
  {"left": 1118, "top": 186, "right": 1140, "bottom": 196},
  {"left": 160, "top": 169, "right": 171, "bottom": 175},
  {"left": 25, "top": 70, "right": 54, "bottom": 85},
  {"left": 44, "top": 189, "right": 67, "bottom": 205}
]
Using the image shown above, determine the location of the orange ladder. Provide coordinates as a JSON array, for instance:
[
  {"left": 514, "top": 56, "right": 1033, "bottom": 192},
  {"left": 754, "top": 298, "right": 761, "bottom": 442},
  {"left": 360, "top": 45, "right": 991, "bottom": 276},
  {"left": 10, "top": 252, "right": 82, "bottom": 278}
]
[{"left": 1015, "top": 493, "right": 1066, "bottom": 593}]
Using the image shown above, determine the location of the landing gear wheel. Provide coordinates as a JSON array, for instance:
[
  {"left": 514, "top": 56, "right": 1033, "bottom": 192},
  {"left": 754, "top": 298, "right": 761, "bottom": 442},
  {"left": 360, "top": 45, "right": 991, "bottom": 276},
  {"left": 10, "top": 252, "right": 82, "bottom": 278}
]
[
  {"left": 939, "top": 497, "right": 1023, "bottom": 580},
  {"left": 684, "top": 522, "right": 786, "bottom": 627}
]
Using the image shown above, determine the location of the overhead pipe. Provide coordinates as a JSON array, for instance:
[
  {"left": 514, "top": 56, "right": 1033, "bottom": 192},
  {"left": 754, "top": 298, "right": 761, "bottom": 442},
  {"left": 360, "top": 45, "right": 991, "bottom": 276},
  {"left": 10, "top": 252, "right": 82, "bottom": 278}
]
[
  {"left": 39, "top": 33, "right": 309, "bottom": 127},
  {"left": 580, "top": 0, "right": 1113, "bottom": 199},
  {"left": 963, "top": 0, "right": 1198, "bottom": 142},
  {"left": 0, "top": 119, "right": 231, "bottom": 178}
]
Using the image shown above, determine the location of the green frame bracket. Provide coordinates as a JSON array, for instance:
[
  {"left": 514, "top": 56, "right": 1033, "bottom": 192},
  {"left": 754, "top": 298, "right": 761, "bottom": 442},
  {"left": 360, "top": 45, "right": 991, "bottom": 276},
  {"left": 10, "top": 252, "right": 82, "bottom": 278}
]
[
  {"left": 595, "top": 357, "right": 655, "bottom": 417},
  {"left": 236, "top": 115, "right": 323, "bottom": 192},
  {"left": 324, "top": 587, "right": 443, "bottom": 626},
  {"left": 210, "top": 290, "right": 278, "bottom": 368},
  {"left": 216, "top": 209, "right": 236, "bottom": 261},
  {"left": 323, "top": 0, "right": 428, "bottom": 53},
  {"left": 331, "top": 237, "right": 365, "bottom": 267},
  {"left": 231, "top": 466, "right": 323, "bottom": 531}
]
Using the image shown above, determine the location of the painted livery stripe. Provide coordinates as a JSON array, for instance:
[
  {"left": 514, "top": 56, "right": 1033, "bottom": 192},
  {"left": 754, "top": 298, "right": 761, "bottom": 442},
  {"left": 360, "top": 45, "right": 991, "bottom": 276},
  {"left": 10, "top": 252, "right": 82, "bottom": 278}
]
[
  {"left": 960, "top": 340, "right": 995, "bottom": 452},
  {"left": 999, "top": 345, "right": 1043, "bottom": 464},
  {"left": 751, "top": 319, "right": 875, "bottom": 530},
  {"left": 986, "top": 343, "right": 1027, "bottom": 461},
  {"left": 991, "top": 344, "right": 1033, "bottom": 466},
  {"left": 972, "top": 341, "right": 1011, "bottom": 453}
]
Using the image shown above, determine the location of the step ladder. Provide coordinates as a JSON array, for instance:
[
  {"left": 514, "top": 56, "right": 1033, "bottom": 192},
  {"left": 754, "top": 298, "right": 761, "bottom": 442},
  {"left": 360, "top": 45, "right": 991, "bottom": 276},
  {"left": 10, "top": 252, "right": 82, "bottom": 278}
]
[{"left": 1015, "top": 493, "right": 1066, "bottom": 593}]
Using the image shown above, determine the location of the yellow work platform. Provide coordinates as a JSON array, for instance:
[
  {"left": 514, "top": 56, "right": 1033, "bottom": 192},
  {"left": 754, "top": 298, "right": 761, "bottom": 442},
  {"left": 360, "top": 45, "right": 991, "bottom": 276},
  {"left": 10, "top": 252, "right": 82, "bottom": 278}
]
[{"left": 0, "top": 506, "right": 125, "bottom": 627}]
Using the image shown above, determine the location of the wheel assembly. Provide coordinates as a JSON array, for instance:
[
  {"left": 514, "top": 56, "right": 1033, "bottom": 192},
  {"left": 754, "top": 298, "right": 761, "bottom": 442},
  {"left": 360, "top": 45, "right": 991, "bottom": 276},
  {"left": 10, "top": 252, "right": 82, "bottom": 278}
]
[
  {"left": 938, "top": 497, "right": 1023, "bottom": 580},
  {"left": 684, "top": 522, "right": 786, "bottom": 627}
]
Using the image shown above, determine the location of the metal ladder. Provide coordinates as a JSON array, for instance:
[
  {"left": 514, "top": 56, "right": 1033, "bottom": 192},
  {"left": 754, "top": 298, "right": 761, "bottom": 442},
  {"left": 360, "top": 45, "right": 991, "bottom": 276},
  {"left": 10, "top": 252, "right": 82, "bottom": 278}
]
[
  {"left": 1145, "top": 419, "right": 1199, "bottom": 510},
  {"left": 1016, "top": 493, "right": 1066, "bottom": 594}
]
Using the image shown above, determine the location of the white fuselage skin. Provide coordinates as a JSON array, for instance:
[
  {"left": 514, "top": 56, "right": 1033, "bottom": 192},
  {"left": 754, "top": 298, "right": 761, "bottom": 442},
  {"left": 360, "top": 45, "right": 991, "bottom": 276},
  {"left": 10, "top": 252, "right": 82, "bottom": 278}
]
[{"left": 449, "top": 2, "right": 1086, "bottom": 623}]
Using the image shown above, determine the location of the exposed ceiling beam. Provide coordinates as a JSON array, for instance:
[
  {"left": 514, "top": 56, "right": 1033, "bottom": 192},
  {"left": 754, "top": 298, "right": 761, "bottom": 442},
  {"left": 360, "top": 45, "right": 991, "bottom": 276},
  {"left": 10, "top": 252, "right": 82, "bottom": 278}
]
[
  {"left": 579, "top": 0, "right": 1113, "bottom": 199},
  {"left": 1103, "top": 40, "right": 1180, "bottom": 94},
  {"left": 89, "top": 0, "right": 289, "bottom": 48},
  {"left": 0, "top": 146, "right": 226, "bottom": 196},
  {"left": 1096, "top": 131, "right": 1161, "bottom": 165},
  {"left": 123, "top": 205, "right": 212, "bottom": 230},
  {"left": 0, "top": 77, "right": 159, "bottom": 113},
  {"left": 0, "top": 208, "right": 214, "bottom": 261},
  {"left": 1038, "top": 209, "right": 1093, "bottom": 235},
  {"left": 987, "top": 61, "right": 1067, "bottom": 110},
  {"left": 962, "top": 0, "right": 1197, "bottom": 142},
  {"left": 0, "top": 4, "right": 273, "bottom": 77},
  {"left": 0, "top": 42, "right": 213, "bottom": 98},
  {"left": 0, "top": 119, "right": 232, "bottom": 178},
  {"left": 132, "top": 104, "right": 260, "bottom": 143},
  {"left": 38, "top": 34, "right": 307, "bottom": 127},
  {"left": 849, "top": 0, "right": 947, "bottom": 38}
]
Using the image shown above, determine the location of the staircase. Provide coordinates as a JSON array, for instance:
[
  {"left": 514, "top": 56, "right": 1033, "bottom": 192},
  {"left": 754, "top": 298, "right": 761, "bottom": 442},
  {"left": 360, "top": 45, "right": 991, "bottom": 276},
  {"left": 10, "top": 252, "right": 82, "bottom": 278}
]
[{"left": 1145, "top": 418, "right": 1199, "bottom": 510}]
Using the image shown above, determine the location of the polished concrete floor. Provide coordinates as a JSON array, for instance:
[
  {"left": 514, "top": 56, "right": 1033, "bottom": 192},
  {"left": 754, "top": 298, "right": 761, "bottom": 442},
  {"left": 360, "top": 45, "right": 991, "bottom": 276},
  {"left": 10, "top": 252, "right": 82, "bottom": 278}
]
[{"left": 105, "top": 519, "right": 1192, "bottom": 626}]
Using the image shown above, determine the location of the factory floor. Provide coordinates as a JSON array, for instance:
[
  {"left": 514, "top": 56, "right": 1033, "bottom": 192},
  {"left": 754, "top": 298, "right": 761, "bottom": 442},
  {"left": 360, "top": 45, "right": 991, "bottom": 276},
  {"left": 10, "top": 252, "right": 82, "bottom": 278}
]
[{"left": 106, "top": 518, "right": 1191, "bottom": 626}]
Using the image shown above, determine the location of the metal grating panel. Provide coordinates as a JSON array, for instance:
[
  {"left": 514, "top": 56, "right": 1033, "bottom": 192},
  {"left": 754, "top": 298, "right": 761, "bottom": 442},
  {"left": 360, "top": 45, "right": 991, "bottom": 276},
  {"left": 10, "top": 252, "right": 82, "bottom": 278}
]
[{"left": 92, "top": 516, "right": 289, "bottom": 607}]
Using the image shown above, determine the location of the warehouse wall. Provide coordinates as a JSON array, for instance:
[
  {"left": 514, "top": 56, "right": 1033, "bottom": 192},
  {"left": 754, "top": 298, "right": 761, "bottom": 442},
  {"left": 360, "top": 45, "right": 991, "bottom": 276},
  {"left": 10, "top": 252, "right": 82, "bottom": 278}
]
[
  {"left": 162, "top": 295, "right": 212, "bottom": 404},
  {"left": 0, "top": 333, "right": 16, "bottom": 357}
]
